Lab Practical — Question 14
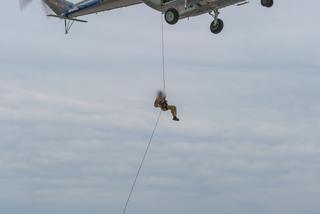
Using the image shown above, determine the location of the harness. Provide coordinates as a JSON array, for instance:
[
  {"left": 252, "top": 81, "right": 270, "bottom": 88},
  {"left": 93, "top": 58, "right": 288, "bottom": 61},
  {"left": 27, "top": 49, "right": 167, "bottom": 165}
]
[{"left": 160, "top": 100, "right": 168, "bottom": 111}]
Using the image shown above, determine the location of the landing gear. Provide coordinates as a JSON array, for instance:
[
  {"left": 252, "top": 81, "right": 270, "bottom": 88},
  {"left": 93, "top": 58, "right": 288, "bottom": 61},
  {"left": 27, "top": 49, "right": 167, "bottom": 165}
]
[
  {"left": 64, "top": 19, "right": 75, "bottom": 34},
  {"left": 261, "top": 0, "right": 273, "bottom": 7},
  {"left": 209, "top": 9, "right": 224, "bottom": 34},
  {"left": 210, "top": 19, "right": 224, "bottom": 34},
  {"left": 164, "top": 8, "right": 179, "bottom": 25}
]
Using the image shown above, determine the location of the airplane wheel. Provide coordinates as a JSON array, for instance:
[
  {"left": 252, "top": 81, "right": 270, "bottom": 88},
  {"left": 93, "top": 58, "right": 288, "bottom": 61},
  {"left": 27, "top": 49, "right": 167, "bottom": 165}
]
[
  {"left": 210, "top": 19, "right": 224, "bottom": 34},
  {"left": 261, "top": 0, "right": 273, "bottom": 7},
  {"left": 165, "top": 8, "right": 179, "bottom": 25}
]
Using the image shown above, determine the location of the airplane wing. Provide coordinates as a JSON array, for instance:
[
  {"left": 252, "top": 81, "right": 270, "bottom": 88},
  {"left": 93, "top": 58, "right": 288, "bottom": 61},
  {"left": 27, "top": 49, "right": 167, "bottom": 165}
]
[{"left": 68, "top": 0, "right": 143, "bottom": 17}]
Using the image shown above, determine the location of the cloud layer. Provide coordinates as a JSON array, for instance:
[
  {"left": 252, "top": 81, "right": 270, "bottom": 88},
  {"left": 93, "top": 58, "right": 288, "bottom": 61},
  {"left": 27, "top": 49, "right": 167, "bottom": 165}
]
[{"left": 1, "top": 1, "right": 320, "bottom": 214}]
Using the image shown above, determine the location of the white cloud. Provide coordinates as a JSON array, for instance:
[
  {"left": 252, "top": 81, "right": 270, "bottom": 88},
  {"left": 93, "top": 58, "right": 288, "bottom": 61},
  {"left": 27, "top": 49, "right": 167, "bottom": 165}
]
[{"left": 0, "top": 1, "right": 320, "bottom": 214}]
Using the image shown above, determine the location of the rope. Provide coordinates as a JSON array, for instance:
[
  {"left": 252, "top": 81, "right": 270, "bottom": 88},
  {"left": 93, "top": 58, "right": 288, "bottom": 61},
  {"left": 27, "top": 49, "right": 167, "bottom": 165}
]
[
  {"left": 161, "top": 12, "right": 166, "bottom": 92},
  {"left": 121, "top": 12, "right": 166, "bottom": 214},
  {"left": 122, "top": 111, "right": 162, "bottom": 214}
]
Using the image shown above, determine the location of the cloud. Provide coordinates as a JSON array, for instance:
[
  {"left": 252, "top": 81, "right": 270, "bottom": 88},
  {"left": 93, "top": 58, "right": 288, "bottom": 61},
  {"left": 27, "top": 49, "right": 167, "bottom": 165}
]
[{"left": 0, "top": 1, "right": 320, "bottom": 214}]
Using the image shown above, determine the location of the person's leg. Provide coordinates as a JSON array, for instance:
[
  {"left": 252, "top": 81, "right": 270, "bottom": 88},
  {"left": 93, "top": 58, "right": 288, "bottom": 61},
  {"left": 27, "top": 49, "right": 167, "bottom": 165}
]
[
  {"left": 167, "top": 105, "right": 179, "bottom": 121},
  {"left": 161, "top": 107, "right": 168, "bottom": 112},
  {"left": 167, "top": 105, "right": 176, "bottom": 117}
]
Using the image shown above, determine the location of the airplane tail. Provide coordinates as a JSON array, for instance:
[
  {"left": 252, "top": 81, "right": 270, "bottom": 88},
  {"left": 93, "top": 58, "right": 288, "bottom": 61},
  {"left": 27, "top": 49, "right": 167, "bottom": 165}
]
[{"left": 43, "top": 0, "right": 74, "bottom": 15}]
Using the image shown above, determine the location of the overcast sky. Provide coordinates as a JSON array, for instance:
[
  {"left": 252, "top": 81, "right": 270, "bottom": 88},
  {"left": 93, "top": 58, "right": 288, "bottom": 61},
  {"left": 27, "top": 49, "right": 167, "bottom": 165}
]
[{"left": 1, "top": 1, "right": 320, "bottom": 214}]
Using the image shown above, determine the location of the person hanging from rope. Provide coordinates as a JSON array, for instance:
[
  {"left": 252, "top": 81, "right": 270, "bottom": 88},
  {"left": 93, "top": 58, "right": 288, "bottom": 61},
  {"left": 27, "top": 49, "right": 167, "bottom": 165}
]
[{"left": 154, "top": 90, "right": 179, "bottom": 121}]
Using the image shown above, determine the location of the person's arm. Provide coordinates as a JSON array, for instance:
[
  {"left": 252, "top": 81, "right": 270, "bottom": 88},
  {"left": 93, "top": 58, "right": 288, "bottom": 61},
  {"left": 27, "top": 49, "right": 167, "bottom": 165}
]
[
  {"left": 154, "top": 98, "right": 160, "bottom": 107},
  {"left": 163, "top": 99, "right": 168, "bottom": 109}
]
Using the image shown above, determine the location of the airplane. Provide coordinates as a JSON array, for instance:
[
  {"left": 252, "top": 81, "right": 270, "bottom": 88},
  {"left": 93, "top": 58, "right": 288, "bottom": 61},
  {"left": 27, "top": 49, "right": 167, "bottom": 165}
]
[{"left": 20, "top": 0, "right": 274, "bottom": 34}]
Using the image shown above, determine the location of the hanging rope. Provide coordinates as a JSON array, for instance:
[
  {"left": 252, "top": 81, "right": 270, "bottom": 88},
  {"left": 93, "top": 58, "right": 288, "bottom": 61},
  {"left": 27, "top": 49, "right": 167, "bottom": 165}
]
[
  {"left": 161, "top": 13, "right": 166, "bottom": 92},
  {"left": 121, "top": 111, "right": 162, "bottom": 214},
  {"left": 121, "top": 12, "right": 167, "bottom": 214}
]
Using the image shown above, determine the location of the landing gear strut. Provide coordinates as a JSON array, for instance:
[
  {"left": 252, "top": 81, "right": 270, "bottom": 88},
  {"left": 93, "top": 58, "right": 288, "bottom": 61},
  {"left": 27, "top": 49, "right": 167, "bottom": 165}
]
[
  {"left": 209, "top": 9, "right": 224, "bottom": 34},
  {"left": 261, "top": 0, "right": 273, "bottom": 7},
  {"left": 64, "top": 19, "right": 75, "bottom": 34},
  {"left": 164, "top": 8, "right": 179, "bottom": 25}
]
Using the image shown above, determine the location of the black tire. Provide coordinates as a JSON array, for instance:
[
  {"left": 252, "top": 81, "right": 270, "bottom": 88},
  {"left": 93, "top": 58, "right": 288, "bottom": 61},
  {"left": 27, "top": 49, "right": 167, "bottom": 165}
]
[
  {"left": 165, "top": 8, "right": 179, "bottom": 25},
  {"left": 210, "top": 19, "right": 224, "bottom": 34},
  {"left": 261, "top": 0, "right": 273, "bottom": 7}
]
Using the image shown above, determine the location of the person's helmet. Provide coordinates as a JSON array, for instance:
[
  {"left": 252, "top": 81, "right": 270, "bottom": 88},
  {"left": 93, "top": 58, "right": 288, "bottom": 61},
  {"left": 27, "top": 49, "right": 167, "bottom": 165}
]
[{"left": 157, "top": 90, "right": 166, "bottom": 98}]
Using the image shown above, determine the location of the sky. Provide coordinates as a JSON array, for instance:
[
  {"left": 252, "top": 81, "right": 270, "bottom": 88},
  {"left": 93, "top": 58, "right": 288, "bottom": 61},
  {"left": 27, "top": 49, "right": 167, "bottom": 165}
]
[{"left": 0, "top": 0, "right": 320, "bottom": 214}]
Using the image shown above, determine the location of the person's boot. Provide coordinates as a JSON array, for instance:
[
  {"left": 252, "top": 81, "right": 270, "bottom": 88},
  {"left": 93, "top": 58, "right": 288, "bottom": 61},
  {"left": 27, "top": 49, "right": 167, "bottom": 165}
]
[{"left": 173, "top": 116, "right": 179, "bottom": 121}]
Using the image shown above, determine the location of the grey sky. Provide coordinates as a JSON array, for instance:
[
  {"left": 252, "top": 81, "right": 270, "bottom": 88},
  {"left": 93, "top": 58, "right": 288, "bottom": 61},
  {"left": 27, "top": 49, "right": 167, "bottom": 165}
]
[{"left": 1, "top": 1, "right": 320, "bottom": 214}]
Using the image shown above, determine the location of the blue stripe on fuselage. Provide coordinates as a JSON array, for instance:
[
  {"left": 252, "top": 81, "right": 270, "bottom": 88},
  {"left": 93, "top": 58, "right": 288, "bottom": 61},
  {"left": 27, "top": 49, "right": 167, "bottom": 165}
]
[{"left": 64, "top": 0, "right": 102, "bottom": 16}]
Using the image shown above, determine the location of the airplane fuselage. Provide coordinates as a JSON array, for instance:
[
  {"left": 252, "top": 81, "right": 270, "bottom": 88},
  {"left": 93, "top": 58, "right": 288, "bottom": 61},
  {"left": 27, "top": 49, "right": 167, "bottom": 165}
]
[
  {"left": 66, "top": 0, "right": 246, "bottom": 19},
  {"left": 42, "top": 0, "right": 274, "bottom": 34},
  {"left": 144, "top": 0, "right": 246, "bottom": 18}
]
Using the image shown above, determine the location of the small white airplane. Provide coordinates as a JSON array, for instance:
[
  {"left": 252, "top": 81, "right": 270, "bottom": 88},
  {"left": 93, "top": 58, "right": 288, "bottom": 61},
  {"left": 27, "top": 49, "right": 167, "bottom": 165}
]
[{"left": 20, "top": 0, "right": 274, "bottom": 34}]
